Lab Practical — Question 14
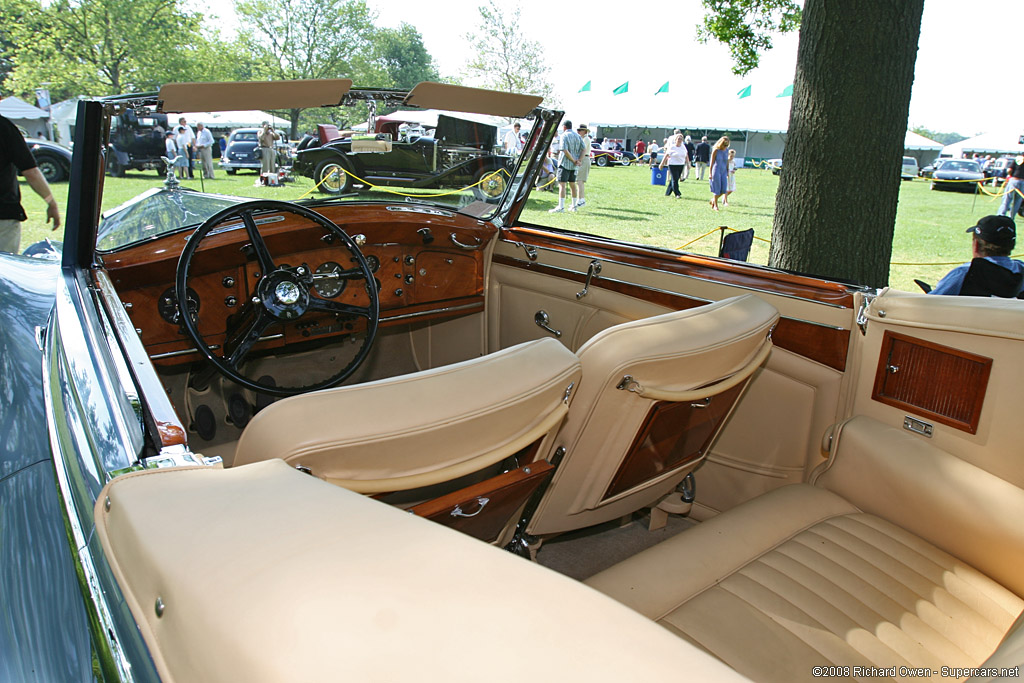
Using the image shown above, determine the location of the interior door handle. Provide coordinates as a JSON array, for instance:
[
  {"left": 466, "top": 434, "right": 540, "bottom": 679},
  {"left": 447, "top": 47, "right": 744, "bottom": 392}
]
[{"left": 534, "top": 310, "right": 561, "bottom": 337}]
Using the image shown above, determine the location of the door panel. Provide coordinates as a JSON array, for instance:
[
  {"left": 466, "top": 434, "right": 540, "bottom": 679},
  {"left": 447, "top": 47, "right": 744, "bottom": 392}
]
[
  {"left": 490, "top": 231, "right": 859, "bottom": 516},
  {"left": 850, "top": 290, "right": 1024, "bottom": 488}
]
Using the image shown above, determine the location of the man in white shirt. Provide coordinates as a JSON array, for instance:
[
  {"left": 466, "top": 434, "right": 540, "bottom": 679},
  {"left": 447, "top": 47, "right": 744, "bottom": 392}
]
[
  {"left": 195, "top": 122, "right": 215, "bottom": 179},
  {"left": 178, "top": 117, "right": 196, "bottom": 179},
  {"left": 503, "top": 122, "right": 523, "bottom": 155}
]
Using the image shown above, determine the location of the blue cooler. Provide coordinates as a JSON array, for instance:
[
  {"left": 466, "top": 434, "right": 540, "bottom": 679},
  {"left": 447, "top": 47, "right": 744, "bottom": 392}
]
[{"left": 650, "top": 167, "right": 666, "bottom": 185}]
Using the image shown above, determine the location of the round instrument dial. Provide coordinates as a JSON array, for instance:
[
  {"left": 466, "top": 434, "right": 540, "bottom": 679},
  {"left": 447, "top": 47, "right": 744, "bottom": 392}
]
[
  {"left": 313, "top": 261, "right": 347, "bottom": 298},
  {"left": 364, "top": 254, "right": 381, "bottom": 273},
  {"left": 158, "top": 286, "right": 200, "bottom": 325}
]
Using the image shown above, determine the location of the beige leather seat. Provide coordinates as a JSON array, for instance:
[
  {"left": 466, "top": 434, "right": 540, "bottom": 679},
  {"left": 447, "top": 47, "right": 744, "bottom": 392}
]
[
  {"left": 586, "top": 416, "right": 1024, "bottom": 682},
  {"left": 527, "top": 294, "right": 779, "bottom": 536},
  {"left": 233, "top": 337, "right": 580, "bottom": 494}
]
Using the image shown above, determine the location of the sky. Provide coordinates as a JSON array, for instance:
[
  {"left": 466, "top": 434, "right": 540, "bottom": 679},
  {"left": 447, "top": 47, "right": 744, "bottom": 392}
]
[{"left": 205, "top": 0, "right": 1024, "bottom": 138}]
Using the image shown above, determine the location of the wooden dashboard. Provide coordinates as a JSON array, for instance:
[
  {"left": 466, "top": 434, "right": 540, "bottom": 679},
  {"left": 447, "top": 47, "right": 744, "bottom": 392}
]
[{"left": 101, "top": 204, "right": 496, "bottom": 366}]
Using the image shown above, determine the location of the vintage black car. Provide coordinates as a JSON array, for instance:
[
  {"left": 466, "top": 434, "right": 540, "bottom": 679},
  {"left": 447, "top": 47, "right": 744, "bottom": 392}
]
[
  {"left": 105, "top": 110, "right": 170, "bottom": 176},
  {"left": 930, "top": 158, "right": 985, "bottom": 192},
  {"left": 293, "top": 111, "right": 511, "bottom": 201},
  {"left": 3, "top": 78, "right": 1024, "bottom": 681},
  {"left": 24, "top": 135, "right": 73, "bottom": 182}
]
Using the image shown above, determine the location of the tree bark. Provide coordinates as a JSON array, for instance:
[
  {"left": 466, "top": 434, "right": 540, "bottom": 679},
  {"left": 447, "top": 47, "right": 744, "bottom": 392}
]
[{"left": 768, "top": 0, "right": 924, "bottom": 288}]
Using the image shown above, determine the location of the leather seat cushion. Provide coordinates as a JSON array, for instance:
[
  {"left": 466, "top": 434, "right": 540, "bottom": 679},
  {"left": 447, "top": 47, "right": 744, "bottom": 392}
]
[{"left": 586, "top": 484, "right": 1023, "bottom": 682}]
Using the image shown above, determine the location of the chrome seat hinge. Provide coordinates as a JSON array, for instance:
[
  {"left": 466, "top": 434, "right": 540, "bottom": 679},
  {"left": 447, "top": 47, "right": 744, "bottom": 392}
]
[{"left": 856, "top": 292, "right": 877, "bottom": 336}]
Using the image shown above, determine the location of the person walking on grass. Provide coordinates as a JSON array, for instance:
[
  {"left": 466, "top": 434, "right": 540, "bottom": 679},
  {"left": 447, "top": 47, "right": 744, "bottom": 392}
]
[
  {"left": 549, "top": 120, "right": 584, "bottom": 213},
  {"left": 708, "top": 135, "right": 730, "bottom": 211},
  {"left": 0, "top": 111, "right": 61, "bottom": 253},
  {"left": 659, "top": 133, "right": 690, "bottom": 199},
  {"left": 695, "top": 136, "right": 711, "bottom": 180}
]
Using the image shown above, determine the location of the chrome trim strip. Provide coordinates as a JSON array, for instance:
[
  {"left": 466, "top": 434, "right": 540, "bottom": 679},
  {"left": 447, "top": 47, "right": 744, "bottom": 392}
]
[
  {"left": 44, "top": 289, "right": 136, "bottom": 681},
  {"left": 496, "top": 245, "right": 853, "bottom": 309},
  {"left": 381, "top": 302, "right": 482, "bottom": 322},
  {"left": 386, "top": 205, "right": 455, "bottom": 217},
  {"left": 494, "top": 255, "right": 848, "bottom": 331},
  {"left": 147, "top": 334, "right": 282, "bottom": 360}
]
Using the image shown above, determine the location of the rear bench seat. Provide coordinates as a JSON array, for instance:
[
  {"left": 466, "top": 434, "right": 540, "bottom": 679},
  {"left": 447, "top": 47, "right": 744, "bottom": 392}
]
[{"left": 585, "top": 416, "right": 1024, "bottom": 681}]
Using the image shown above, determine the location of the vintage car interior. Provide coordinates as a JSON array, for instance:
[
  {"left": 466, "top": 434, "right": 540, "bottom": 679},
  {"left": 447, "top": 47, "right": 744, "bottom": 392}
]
[{"left": 45, "top": 79, "right": 1024, "bottom": 681}]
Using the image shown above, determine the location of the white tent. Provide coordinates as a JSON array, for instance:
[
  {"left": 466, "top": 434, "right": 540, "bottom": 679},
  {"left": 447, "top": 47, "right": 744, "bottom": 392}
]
[
  {"left": 178, "top": 110, "right": 288, "bottom": 130},
  {"left": 942, "top": 131, "right": 1024, "bottom": 157},
  {"left": 905, "top": 130, "right": 943, "bottom": 151},
  {"left": 0, "top": 96, "right": 50, "bottom": 139}
]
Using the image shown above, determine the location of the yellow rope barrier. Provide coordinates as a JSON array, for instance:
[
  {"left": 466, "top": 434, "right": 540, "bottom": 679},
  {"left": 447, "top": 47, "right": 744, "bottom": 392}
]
[{"left": 296, "top": 164, "right": 511, "bottom": 201}]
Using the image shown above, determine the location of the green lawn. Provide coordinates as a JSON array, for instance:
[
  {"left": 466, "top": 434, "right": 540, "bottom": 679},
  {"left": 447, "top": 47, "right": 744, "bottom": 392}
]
[{"left": 18, "top": 165, "right": 1009, "bottom": 293}]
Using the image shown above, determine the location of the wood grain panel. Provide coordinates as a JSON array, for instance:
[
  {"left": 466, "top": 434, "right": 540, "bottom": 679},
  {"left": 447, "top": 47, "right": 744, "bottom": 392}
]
[
  {"left": 492, "top": 254, "right": 850, "bottom": 371},
  {"left": 411, "top": 460, "right": 553, "bottom": 542},
  {"left": 501, "top": 226, "right": 857, "bottom": 308},
  {"left": 604, "top": 383, "right": 746, "bottom": 500},
  {"left": 872, "top": 331, "right": 992, "bottom": 434}
]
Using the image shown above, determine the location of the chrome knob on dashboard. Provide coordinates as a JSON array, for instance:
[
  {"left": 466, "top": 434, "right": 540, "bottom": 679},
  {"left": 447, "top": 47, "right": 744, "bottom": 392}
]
[
  {"left": 404, "top": 255, "right": 415, "bottom": 265},
  {"left": 405, "top": 274, "right": 414, "bottom": 284},
  {"left": 352, "top": 233, "right": 367, "bottom": 246}
]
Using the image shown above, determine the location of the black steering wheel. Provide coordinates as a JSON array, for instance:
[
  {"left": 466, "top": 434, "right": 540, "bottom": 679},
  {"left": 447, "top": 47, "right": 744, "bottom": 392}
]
[{"left": 176, "top": 200, "right": 379, "bottom": 397}]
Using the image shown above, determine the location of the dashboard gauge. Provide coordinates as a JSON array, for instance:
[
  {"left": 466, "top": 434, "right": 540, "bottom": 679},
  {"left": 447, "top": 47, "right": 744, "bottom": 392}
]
[
  {"left": 158, "top": 286, "right": 200, "bottom": 325},
  {"left": 313, "top": 262, "right": 347, "bottom": 298},
  {"left": 364, "top": 254, "right": 381, "bottom": 273}
]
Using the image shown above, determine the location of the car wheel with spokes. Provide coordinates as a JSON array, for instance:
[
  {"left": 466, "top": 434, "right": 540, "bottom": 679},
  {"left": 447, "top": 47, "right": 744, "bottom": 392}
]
[{"left": 315, "top": 159, "right": 352, "bottom": 195}]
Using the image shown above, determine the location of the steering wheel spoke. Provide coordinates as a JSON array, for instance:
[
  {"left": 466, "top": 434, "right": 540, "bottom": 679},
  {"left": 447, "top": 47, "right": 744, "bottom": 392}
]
[
  {"left": 223, "top": 307, "right": 274, "bottom": 368},
  {"left": 240, "top": 210, "right": 277, "bottom": 276},
  {"left": 307, "top": 297, "right": 372, "bottom": 318}
]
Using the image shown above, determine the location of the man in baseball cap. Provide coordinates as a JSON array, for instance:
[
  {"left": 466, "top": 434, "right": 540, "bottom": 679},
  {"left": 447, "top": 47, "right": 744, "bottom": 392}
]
[{"left": 928, "top": 215, "right": 1024, "bottom": 296}]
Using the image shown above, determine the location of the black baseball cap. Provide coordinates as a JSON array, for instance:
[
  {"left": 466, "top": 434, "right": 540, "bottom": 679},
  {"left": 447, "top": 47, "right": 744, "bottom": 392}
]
[{"left": 967, "top": 215, "right": 1016, "bottom": 247}]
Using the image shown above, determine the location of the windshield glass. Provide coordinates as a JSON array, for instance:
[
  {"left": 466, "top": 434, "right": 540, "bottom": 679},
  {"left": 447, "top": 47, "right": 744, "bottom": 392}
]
[{"left": 96, "top": 90, "right": 538, "bottom": 252}]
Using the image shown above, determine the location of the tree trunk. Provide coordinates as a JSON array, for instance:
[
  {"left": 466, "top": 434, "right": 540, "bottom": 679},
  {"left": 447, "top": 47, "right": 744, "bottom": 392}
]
[{"left": 768, "top": 0, "right": 924, "bottom": 288}]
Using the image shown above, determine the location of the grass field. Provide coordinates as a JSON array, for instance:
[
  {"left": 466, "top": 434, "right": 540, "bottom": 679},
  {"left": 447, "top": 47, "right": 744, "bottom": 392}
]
[{"left": 18, "top": 164, "right": 1012, "bottom": 293}]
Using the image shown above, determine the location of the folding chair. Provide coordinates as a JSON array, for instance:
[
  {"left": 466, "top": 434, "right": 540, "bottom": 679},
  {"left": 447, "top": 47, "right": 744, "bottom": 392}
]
[{"left": 718, "top": 228, "right": 755, "bottom": 262}]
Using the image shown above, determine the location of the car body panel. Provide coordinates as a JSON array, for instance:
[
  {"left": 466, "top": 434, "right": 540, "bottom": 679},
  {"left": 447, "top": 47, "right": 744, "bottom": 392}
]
[
  {"left": 0, "top": 254, "right": 95, "bottom": 681},
  {"left": 901, "top": 156, "right": 918, "bottom": 179},
  {"left": 219, "top": 128, "right": 289, "bottom": 173}
]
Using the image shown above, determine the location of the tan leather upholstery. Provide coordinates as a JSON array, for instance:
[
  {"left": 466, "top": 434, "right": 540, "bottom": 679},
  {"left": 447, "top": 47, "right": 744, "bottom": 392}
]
[
  {"left": 528, "top": 294, "right": 779, "bottom": 535},
  {"left": 94, "top": 460, "right": 749, "bottom": 683},
  {"left": 233, "top": 338, "right": 580, "bottom": 493},
  {"left": 586, "top": 416, "right": 1024, "bottom": 681}
]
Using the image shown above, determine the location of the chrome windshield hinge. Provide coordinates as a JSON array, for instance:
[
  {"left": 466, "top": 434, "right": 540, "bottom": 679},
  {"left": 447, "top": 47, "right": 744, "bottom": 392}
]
[{"left": 856, "top": 292, "right": 877, "bottom": 336}]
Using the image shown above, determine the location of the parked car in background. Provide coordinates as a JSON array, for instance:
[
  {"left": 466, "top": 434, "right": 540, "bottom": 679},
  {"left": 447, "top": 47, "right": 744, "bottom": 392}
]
[
  {"left": 901, "top": 156, "right": 918, "bottom": 180},
  {"left": 985, "top": 156, "right": 1016, "bottom": 183},
  {"left": 591, "top": 142, "right": 628, "bottom": 167},
  {"left": 105, "top": 109, "right": 169, "bottom": 176},
  {"left": 930, "top": 158, "right": 984, "bottom": 192},
  {"left": 293, "top": 113, "right": 511, "bottom": 200},
  {"left": 24, "top": 136, "right": 73, "bottom": 182},
  {"left": 220, "top": 127, "right": 290, "bottom": 174},
  {"left": 919, "top": 156, "right": 951, "bottom": 179}
]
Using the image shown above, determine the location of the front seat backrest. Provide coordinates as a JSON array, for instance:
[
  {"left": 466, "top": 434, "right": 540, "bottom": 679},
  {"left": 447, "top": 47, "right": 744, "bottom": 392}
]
[{"left": 527, "top": 294, "right": 779, "bottom": 536}]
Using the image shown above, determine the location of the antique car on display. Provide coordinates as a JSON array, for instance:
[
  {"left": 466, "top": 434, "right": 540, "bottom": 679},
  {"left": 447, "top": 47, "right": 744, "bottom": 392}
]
[
  {"left": 591, "top": 141, "right": 629, "bottom": 167},
  {"left": 4, "top": 78, "right": 1024, "bottom": 682},
  {"left": 292, "top": 109, "right": 511, "bottom": 201},
  {"left": 930, "top": 158, "right": 985, "bottom": 192},
  {"left": 105, "top": 109, "right": 170, "bottom": 177},
  {"left": 219, "top": 127, "right": 290, "bottom": 175},
  {"left": 24, "top": 135, "right": 74, "bottom": 182}
]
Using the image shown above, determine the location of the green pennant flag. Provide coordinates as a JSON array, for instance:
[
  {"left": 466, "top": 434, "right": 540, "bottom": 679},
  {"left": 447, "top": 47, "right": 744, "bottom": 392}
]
[
  {"left": 612, "top": 81, "right": 628, "bottom": 95},
  {"left": 777, "top": 84, "right": 793, "bottom": 98},
  {"left": 655, "top": 81, "right": 669, "bottom": 95},
  {"left": 578, "top": 81, "right": 591, "bottom": 93},
  {"left": 737, "top": 85, "right": 752, "bottom": 99}
]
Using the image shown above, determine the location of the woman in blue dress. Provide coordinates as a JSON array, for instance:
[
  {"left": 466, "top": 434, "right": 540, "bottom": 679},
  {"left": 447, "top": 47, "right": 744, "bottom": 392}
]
[{"left": 708, "top": 135, "right": 730, "bottom": 211}]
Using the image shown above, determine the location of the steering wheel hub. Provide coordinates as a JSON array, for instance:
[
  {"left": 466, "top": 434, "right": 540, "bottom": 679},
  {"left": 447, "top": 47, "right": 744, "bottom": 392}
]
[{"left": 258, "top": 270, "right": 310, "bottom": 320}]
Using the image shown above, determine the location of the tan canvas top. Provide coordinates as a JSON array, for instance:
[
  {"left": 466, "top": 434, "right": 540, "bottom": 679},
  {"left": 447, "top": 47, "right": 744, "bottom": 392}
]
[
  {"left": 405, "top": 81, "right": 543, "bottom": 117},
  {"left": 159, "top": 79, "right": 352, "bottom": 113}
]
